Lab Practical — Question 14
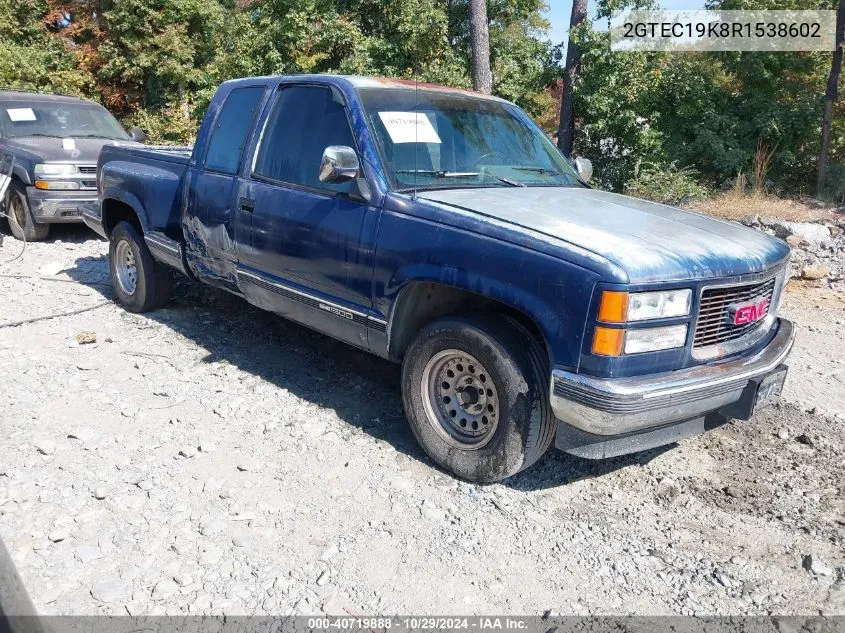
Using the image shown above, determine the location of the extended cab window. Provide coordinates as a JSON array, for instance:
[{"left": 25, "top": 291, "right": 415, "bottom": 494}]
[
  {"left": 204, "top": 86, "right": 266, "bottom": 174},
  {"left": 253, "top": 85, "right": 356, "bottom": 193}
]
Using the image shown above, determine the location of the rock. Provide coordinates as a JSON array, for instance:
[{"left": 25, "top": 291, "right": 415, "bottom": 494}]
[
  {"left": 178, "top": 446, "right": 197, "bottom": 459},
  {"left": 198, "top": 518, "right": 227, "bottom": 536},
  {"left": 198, "top": 441, "right": 217, "bottom": 453},
  {"left": 75, "top": 545, "right": 102, "bottom": 564},
  {"left": 316, "top": 570, "right": 329, "bottom": 586},
  {"left": 90, "top": 576, "right": 130, "bottom": 603},
  {"left": 320, "top": 544, "right": 339, "bottom": 561},
  {"left": 173, "top": 573, "right": 193, "bottom": 587},
  {"left": 153, "top": 578, "right": 180, "bottom": 599},
  {"left": 75, "top": 330, "right": 97, "bottom": 345},
  {"left": 232, "top": 535, "right": 248, "bottom": 548},
  {"left": 740, "top": 214, "right": 759, "bottom": 227},
  {"left": 801, "top": 264, "right": 831, "bottom": 280},
  {"left": 803, "top": 554, "right": 833, "bottom": 577},
  {"left": 237, "top": 460, "right": 261, "bottom": 472},
  {"left": 203, "top": 477, "right": 223, "bottom": 493},
  {"left": 34, "top": 439, "right": 55, "bottom": 456},
  {"left": 777, "top": 428, "right": 790, "bottom": 440},
  {"left": 724, "top": 486, "right": 744, "bottom": 500},
  {"left": 48, "top": 528, "right": 69, "bottom": 542},
  {"left": 795, "top": 434, "right": 815, "bottom": 447},
  {"left": 786, "top": 234, "right": 803, "bottom": 248},
  {"left": 716, "top": 572, "right": 733, "bottom": 588},
  {"left": 420, "top": 499, "right": 446, "bottom": 522},
  {"left": 38, "top": 261, "right": 65, "bottom": 276},
  {"left": 93, "top": 487, "right": 108, "bottom": 500},
  {"left": 771, "top": 221, "right": 831, "bottom": 245},
  {"left": 322, "top": 593, "right": 349, "bottom": 615}
]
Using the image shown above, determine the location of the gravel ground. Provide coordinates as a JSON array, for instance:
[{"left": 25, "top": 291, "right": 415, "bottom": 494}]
[{"left": 0, "top": 226, "right": 844, "bottom": 616}]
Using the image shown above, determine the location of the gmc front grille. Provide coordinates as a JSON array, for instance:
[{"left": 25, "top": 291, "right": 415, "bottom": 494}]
[{"left": 693, "top": 277, "right": 778, "bottom": 349}]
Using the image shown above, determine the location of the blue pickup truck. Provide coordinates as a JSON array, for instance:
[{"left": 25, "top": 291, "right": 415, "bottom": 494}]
[{"left": 85, "top": 75, "right": 795, "bottom": 482}]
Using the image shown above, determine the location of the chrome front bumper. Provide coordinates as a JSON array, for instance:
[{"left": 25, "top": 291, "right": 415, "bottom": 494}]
[
  {"left": 26, "top": 187, "right": 97, "bottom": 224},
  {"left": 550, "top": 318, "right": 795, "bottom": 436}
]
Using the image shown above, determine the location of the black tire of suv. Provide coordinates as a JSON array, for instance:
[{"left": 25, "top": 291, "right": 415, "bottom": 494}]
[
  {"left": 109, "top": 221, "right": 173, "bottom": 313},
  {"left": 401, "top": 313, "right": 557, "bottom": 483},
  {"left": 3, "top": 181, "right": 50, "bottom": 242}
]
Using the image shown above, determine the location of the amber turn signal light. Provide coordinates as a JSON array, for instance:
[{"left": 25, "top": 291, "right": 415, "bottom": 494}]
[
  {"left": 598, "top": 291, "right": 629, "bottom": 323},
  {"left": 592, "top": 326, "right": 624, "bottom": 356},
  {"left": 34, "top": 180, "right": 50, "bottom": 190}
]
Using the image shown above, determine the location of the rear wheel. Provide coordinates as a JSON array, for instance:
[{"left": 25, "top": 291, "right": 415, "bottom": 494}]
[
  {"left": 402, "top": 314, "right": 556, "bottom": 483},
  {"left": 109, "top": 221, "right": 172, "bottom": 312},
  {"left": 3, "top": 181, "right": 49, "bottom": 241}
]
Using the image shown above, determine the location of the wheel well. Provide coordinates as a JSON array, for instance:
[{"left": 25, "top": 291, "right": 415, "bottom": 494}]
[
  {"left": 102, "top": 199, "right": 142, "bottom": 237},
  {"left": 387, "top": 282, "right": 551, "bottom": 365}
]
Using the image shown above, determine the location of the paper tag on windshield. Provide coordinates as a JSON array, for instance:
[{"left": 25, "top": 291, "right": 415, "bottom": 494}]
[
  {"left": 7, "top": 108, "right": 36, "bottom": 122},
  {"left": 62, "top": 138, "right": 76, "bottom": 150},
  {"left": 378, "top": 112, "right": 441, "bottom": 144}
]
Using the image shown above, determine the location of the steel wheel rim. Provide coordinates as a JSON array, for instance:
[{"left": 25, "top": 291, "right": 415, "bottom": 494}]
[
  {"left": 9, "top": 192, "right": 26, "bottom": 228},
  {"left": 421, "top": 349, "right": 500, "bottom": 450},
  {"left": 114, "top": 240, "right": 138, "bottom": 296}
]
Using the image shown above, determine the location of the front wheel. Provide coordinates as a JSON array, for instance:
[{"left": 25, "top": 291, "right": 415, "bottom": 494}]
[
  {"left": 3, "top": 182, "right": 49, "bottom": 241},
  {"left": 402, "top": 314, "right": 556, "bottom": 483},
  {"left": 109, "top": 221, "right": 172, "bottom": 313}
]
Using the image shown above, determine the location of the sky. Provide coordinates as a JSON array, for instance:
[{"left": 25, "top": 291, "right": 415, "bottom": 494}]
[{"left": 543, "top": 0, "right": 703, "bottom": 48}]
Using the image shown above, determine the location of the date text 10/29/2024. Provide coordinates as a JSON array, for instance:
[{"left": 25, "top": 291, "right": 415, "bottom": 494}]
[{"left": 307, "top": 617, "right": 531, "bottom": 631}]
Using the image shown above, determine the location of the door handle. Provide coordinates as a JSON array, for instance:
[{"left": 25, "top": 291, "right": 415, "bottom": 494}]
[{"left": 238, "top": 197, "right": 256, "bottom": 213}]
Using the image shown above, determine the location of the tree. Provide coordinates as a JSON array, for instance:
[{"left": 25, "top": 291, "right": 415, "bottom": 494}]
[
  {"left": 818, "top": 0, "right": 845, "bottom": 196},
  {"left": 468, "top": 0, "right": 492, "bottom": 93},
  {"left": 556, "top": 0, "right": 587, "bottom": 156}
]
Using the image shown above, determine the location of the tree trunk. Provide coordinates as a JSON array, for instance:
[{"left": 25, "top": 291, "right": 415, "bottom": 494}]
[
  {"left": 818, "top": 0, "right": 845, "bottom": 196},
  {"left": 557, "top": 0, "right": 588, "bottom": 156},
  {"left": 469, "top": 0, "right": 492, "bottom": 94}
]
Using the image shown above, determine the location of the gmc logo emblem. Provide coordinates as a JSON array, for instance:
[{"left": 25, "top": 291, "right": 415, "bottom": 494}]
[{"left": 728, "top": 297, "right": 770, "bottom": 326}]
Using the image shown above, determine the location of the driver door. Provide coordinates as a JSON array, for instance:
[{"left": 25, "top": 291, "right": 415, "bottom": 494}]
[{"left": 234, "top": 84, "right": 379, "bottom": 348}]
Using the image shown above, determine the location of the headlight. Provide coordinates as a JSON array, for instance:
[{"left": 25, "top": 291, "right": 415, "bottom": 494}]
[
  {"left": 598, "top": 289, "right": 692, "bottom": 322},
  {"left": 623, "top": 325, "right": 688, "bottom": 354},
  {"left": 592, "top": 324, "right": 688, "bottom": 356},
  {"left": 34, "top": 180, "right": 80, "bottom": 190},
  {"left": 34, "top": 163, "right": 76, "bottom": 176}
]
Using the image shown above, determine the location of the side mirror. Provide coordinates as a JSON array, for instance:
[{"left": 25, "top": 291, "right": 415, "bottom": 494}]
[
  {"left": 574, "top": 157, "right": 593, "bottom": 182},
  {"left": 128, "top": 127, "right": 147, "bottom": 143},
  {"left": 319, "top": 145, "right": 359, "bottom": 184}
]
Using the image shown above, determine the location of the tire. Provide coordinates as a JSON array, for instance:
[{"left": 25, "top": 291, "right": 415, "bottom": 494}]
[
  {"left": 3, "top": 181, "right": 49, "bottom": 241},
  {"left": 402, "top": 313, "right": 556, "bottom": 483},
  {"left": 109, "top": 221, "right": 172, "bottom": 313}
]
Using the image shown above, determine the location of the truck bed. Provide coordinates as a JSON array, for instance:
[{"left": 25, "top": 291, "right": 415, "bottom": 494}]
[{"left": 98, "top": 143, "right": 194, "bottom": 235}]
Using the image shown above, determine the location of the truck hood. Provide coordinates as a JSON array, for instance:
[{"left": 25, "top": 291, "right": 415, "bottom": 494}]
[
  {"left": 2, "top": 136, "right": 140, "bottom": 164},
  {"left": 419, "top": 187, "right": 790, "bottom": 283}
]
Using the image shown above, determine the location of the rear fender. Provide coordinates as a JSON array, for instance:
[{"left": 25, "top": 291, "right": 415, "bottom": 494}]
[{"left": 101, "top": 187, "right": 150, "bottom": 233}]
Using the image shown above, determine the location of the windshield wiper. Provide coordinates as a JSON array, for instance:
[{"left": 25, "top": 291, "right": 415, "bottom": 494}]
[
  {"left": 511, "top": 166, "right": 564, "bottom": 176},
  {"left": 395, "top": 169, "right": 523, "bottom": 187},
  {"left": 396, "top": 169, "right": 480, "bottom": 177}
]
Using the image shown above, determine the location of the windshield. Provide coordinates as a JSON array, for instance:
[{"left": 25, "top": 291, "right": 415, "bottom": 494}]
[
  {"left": 0, "top": 101, "right": 129, "bottom": 140},
  {"left": 359, "top": 88, "right": 583, "bottom": 192}
]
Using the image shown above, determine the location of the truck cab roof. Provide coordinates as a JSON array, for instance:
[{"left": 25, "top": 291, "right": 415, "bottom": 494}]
[{"left": 217, "top": 74, "right": 511, "bottom": 103}]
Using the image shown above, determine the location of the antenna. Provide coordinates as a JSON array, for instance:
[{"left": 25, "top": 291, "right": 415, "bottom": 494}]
[{"left": 413, "top": 67, "right": 419, "bottom": 200}]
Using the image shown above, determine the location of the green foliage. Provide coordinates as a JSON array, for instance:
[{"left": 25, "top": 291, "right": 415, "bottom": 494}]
[
  {"left": 625, "top": 162, "right": 711, "bottom": 205},
  {"left": 128, "top": 105, "right": 198, "bottom": 145},
  {"left": 0, "top": 0, "right": 92, "bottom": 95},
  {"left": 0, "top": 0, "right": 841, "bottom": 203}
]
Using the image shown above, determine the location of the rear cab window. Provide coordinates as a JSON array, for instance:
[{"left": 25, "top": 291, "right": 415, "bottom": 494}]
[{"left": 203, "top": 86, "right": 267, "bottom": 175}]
